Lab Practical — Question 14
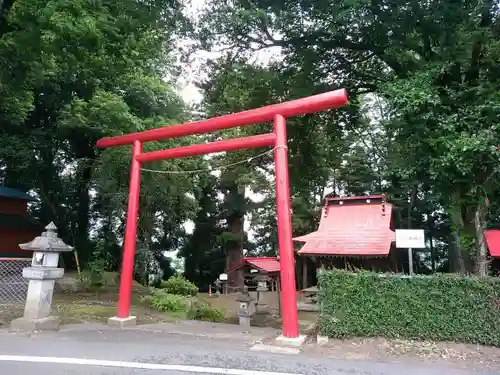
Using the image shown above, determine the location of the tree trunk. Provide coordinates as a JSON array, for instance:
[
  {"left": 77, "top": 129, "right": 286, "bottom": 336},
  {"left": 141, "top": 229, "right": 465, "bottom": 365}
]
[
  {"left": 406, "top": 185, "right": 417, "bottom": 274},
  {"left": 75, "top": 160, "right": 93, "bottom": 262},
  {"left": 225, "top": 183, "right": 245, "bottom": 290},
  {"left": 429, "top": 232, "right": 435, "bottom": 273},
  {"left": 226, "top": 213, "right": 244, "bottom": 289},
  {"left": 407, "top": 185, "right": 417, "bottom": 229},
  {"left": 474, "top": 204, "right": 488, "bottom": 276},
  {"left": 37, "top": 150, "right": 60, "bottom": 226},
  {"left": 426, "top": 214, "right": 435, "bottom": 272},
  {"left": 449, "top": 197, "right": 466, "bottom": 274},
  {"left": 450, "top": 231, "right": 466, "bottom": 274}
]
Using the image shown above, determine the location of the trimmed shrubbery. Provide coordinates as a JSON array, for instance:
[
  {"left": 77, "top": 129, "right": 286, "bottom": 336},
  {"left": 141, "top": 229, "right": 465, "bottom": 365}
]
[
  {"left": 146, "top": 275, "right": 224, "bottom": 322},
  {"left": 317, "top": 269, "right": 500, "bottom": 346}
]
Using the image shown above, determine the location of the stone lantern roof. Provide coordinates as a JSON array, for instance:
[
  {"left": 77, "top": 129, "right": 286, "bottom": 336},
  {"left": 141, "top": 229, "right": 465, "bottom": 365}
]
[{"left": 19, "top": 222, "right": 74, "bottom": 253}]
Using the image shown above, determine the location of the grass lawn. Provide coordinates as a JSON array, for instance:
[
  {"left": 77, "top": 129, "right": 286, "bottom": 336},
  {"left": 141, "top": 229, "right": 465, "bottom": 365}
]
[{"left": 1, "top": 273, "right": 318, "bottom": 330}]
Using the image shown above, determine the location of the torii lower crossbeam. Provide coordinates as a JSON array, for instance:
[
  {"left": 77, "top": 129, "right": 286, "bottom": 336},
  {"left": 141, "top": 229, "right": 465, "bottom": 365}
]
[{"left": 95, "top": 88, "right": 348, "bottom": 338}]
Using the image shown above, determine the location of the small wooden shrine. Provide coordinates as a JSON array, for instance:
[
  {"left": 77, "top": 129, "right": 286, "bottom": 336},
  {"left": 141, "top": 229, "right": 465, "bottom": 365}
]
[
  {"left": 226, "top": 257, "right": 281, "bottom": 292},
  {"left": 294, "top": 195, "right": 408, "bottom": 288},
  {"left": 227, "top": 256, "right": 282, "bottom": 316}
]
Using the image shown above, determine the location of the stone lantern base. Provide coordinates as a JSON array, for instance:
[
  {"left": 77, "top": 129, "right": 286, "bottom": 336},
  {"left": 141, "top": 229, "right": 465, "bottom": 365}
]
[
  {"left": 10, "top": 266, "right": 64, "bottom": 332},
  {"left": 11, "top": 316, "right": 61, "bottom": 332}
]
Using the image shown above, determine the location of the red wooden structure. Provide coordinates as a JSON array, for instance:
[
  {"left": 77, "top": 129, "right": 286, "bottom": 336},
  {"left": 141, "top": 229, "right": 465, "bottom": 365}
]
[
  {"left": 295, "top": 195, "right": 395, "bottom": 256},
  {"left": 295, "top": 195, "right": 396, "bottom": 283},
  {"left": 0, "top": 187, "right": 41, "bottom": 258},
  {"left": 228, "top": 257, "right": 281, "bottom": 274},
  {"left": 96, "top": 89, "right": 348, "bottom": 338},
  {"left": 227, "top": 257, "right": 281, "bottom": 290},
  {"left": 484, "top": 230, "right": 500, "bottom": 257}
]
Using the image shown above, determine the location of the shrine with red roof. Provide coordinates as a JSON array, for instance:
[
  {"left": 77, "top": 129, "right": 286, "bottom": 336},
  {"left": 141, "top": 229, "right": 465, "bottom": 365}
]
[{"left": 293, "top": 194, "right": 414, "bottom": 288}]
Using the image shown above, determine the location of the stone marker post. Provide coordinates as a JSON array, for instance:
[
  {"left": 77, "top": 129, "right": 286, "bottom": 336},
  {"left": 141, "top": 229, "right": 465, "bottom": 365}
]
[
  {"left": 214, "top": 278, "right": 222, "bottom": 296},
  {"left": 255, "top": 275, "right": 270, "bottom": 314},
  {"left": 236, "top": 286, "right": 255, "bottom": 327},
  {"left": 11, "top": 222, "right": 73, "bottom": 331}
]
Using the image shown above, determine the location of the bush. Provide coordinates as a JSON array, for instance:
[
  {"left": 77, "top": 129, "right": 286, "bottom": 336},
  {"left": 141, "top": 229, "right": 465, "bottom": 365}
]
[
  {"left": 78, "top": 257, "right": 107, "bottom": 289},
  {"left": 317, "top": 269, "right": 500, "bottom": 346},
  {"left": 147, "top": 289, "right": 224, "bottom": 322},
  {"left": 149, "top": 292, "right": 188, "bottom": 312},
  {"left": 187, "top": 300, "right": 225, "bottom": 322},
  {"left": 160, "top": 275, "right": 198, "bottom": 296}
]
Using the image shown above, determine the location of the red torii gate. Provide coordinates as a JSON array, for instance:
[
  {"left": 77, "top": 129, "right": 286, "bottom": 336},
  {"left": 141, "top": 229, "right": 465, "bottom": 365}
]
[{"left": 96, "top": 89, "right": 348, "bottom": 339}]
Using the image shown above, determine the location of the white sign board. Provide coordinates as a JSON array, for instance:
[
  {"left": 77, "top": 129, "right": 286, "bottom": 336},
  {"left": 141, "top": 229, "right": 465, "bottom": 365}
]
[
  {"left": 219, "top": 273, "right": 228, "bottom": 281},
  {"left": 395, "top": 229, "right": 426, "bottom": 249}
]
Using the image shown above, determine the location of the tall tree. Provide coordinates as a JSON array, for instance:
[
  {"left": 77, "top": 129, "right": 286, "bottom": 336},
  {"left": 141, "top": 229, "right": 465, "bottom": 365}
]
[
  {"left": 0, "top": 0, "right": 195, "bottom": 271},
  {"left": 193, "top": 0, "right": 500, "bottom": 275}
]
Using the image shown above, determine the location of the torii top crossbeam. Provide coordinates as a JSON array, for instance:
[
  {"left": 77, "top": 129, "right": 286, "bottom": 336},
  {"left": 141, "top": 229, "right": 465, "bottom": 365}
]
[{"left": 96, "top": 89, "right": 348, "bottom": 148}]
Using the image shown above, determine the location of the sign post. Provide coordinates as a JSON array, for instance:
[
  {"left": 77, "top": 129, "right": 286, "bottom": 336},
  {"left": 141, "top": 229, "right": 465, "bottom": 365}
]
[
  {"left": 407, "top": 247, "right": 414, "bottom": 275},
  {"left": 219, "top": 273, "right": 228, "bottom": 294},
  {"left": 395, "top": 229, "right": 426, "bottom": 275}
]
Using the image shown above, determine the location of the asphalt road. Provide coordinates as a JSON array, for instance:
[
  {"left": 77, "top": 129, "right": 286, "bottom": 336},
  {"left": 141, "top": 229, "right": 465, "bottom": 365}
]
[{"left": 0, "top": 326, "right": 496, "bottom": 375}]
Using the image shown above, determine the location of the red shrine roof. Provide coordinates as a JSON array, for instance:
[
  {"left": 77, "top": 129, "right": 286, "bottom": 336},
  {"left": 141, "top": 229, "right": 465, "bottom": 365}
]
[
  {"left": 484, "top": 229, "right": 500, "bottom": 257},
  {"left": 228, "top": 257, "right": 280, "bottom": 273},
  {"left": 294, "top": 195, "right": 395, "bottom": 257}
]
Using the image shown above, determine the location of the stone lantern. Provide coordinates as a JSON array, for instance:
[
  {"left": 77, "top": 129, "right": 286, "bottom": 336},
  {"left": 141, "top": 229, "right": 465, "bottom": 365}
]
[
  {"left": 256, "top": 275, "right": 269, "bottom": 292},
  {"left": 255, "top": 275, "right": 269, "bottom": 314},
  {"left": 235, "top": 286, "right": 255, "bottom": 327},
  {"left": 11, "top": 222, "right": 73, "bottom": 331}
]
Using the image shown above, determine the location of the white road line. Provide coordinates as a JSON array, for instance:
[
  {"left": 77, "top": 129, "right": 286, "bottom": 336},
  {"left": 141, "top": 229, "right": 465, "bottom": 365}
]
[{"left": 0, "top": 355, "right": 305, "bottom": 375}]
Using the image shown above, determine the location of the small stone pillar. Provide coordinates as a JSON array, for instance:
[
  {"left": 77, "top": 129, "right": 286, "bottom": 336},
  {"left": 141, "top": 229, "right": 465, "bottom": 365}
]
[
  {"left": 236, "top": 286, "right": 255, "bottom": 327},
  {"left": 255, "top": 275, "right": 270, "bottom": 314},
  {"left": 214, "top": 279, "right": 222, "bottom": 297},
  {"left": 11, "top": 222, "right": 73, "bottom": 331}
]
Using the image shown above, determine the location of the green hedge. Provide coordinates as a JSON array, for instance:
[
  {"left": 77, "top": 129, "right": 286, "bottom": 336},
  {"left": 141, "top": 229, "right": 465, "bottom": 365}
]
[{"left": 317, "top": 269, "right": 500, "bottom": 346}]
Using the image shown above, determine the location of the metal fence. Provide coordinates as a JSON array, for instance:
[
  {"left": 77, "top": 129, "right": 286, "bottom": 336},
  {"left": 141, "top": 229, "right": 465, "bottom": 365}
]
[{"left": 0, "top": 258, "right": 30, "bottom": 306}]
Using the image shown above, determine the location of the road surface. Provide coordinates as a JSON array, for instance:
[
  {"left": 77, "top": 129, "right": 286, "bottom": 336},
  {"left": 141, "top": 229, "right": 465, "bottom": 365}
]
[{"left": 0, "top": 324, "right": 495, "bottom": 375}]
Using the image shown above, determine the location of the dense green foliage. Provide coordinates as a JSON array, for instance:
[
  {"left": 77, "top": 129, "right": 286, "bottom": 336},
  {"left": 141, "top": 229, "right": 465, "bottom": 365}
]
[
  {"left": 149, "top": 292, "right": 189, "bottom": 313},
  {"left": 160, "top": 275, "right": 199, "bottom": 296},
  {"left": 187, "top": 300, "right": 226, "bottom": 322},
  {"left": 146, "top": 276, "right": 224, "bottom": 322},
  {"left": 191, "top": 0, "right": 500, "bottom": 276},
  {"left": 0, "top": 0, "right": 196, "bottom": 280},
  {"left": 318, "top": 270, "right": 500, "bottom": 345}
]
